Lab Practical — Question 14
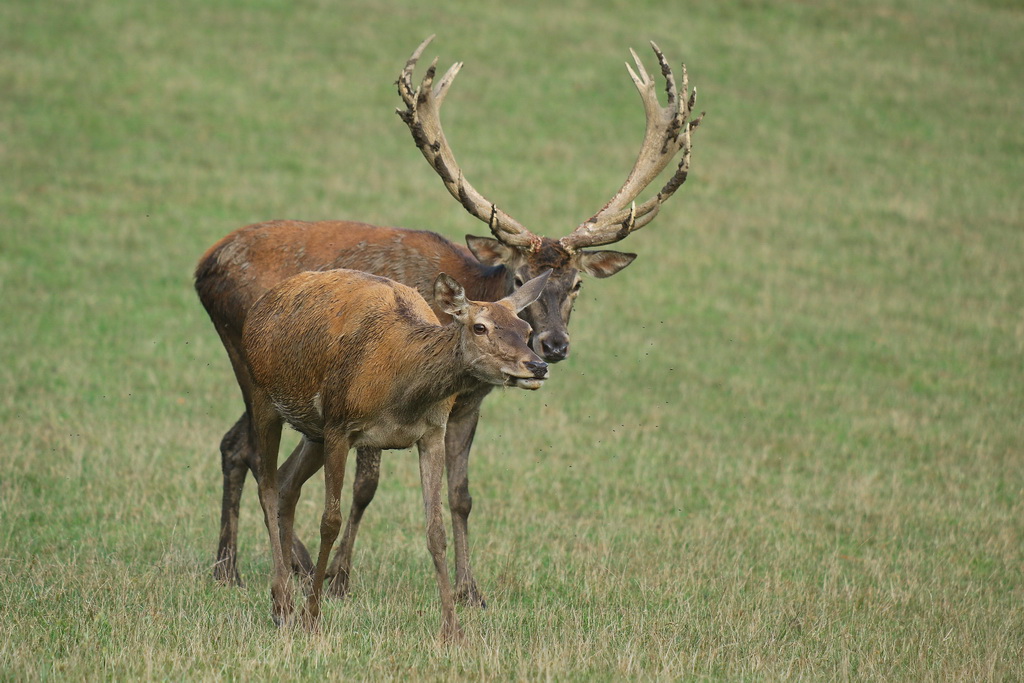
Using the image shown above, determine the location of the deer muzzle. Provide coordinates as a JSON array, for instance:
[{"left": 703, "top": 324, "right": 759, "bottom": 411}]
[
  {"left": 507, "top": 360, "right": 549, "bottom": 390},
  {"left": 539, "top": 333, "right": 570, "bottom": 362}
]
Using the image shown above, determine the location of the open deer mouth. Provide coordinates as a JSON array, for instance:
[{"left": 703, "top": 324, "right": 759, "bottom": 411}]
[
  {"left": 504, "top": 359, "right": 548, "bottom": 390},
  {"left": 510, "top": 376, "right": 545, "bottom": 390},
  {"left": 503, "top": 370, "right": 547, "bottom": 390}
]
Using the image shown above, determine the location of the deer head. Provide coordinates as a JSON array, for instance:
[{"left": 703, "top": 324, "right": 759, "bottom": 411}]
[
  {"left": 397, "top": 36, "right": 703, "bottom": 363},
  {"left": 434, "top": 269, "right": 552, "bottom": 389}
]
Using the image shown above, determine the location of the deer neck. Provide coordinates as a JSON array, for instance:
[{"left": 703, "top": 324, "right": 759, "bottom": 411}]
[
  {"left": 463, "top": 264, "right": 513, "bottom": 303},
  {"left": 399, "top": 323, "right": 480, "bottom": 408}
]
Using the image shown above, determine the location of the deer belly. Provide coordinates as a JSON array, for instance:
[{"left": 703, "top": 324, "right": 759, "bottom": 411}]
[
  {"left": 351, "top": 420, "right": 431, "bottom": 450},
  {"left": 271, "top": 396, "right": 325, "bottom": 442}
]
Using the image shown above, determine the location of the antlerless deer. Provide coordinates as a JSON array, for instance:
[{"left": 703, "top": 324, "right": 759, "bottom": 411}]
[
  {"left": 242, "top": 268, "right": 550, "bottom": 639},
  {"left": 194, "top": 36, "right": 702, "bottom": 608}
]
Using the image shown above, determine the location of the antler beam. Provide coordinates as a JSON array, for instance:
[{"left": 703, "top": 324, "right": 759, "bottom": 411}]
[
  {"left": 559, "top": 42, "right": 704, "bottom": 253},
  {"left": 397, "top": 36, "right": 542, "bottom": 252}
]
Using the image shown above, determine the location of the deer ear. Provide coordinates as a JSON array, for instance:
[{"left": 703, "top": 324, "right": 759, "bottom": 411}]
[
  {"left": 466, "top": 235, "right": 518, "bottom": 266},
  {"left": 575, "top": 250, "right": 637, "bottom": 278},
  {"left": 503, "top": 269, "right": 551, "bottom": 313},
  {"left": 433, "top": 273, "right": 469, "bottom": 319}
]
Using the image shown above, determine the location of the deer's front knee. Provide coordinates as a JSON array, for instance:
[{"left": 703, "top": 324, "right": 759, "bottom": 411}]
[{"left": 426, "top": 516, "right": 448, "bottom": 556}]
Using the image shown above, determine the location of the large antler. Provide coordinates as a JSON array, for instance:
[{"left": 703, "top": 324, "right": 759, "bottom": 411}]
[
  {"left": 397, "top": 36, "right": 542, "bottom": 252},
  {"left": 560, "top": 42, "right": 704, "bottom": 253}
]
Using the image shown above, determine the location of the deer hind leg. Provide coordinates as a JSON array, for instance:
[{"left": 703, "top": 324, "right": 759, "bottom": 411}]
[
  {"left": 277, "top": 436, "right": 325, "bottom": 586},
  {"left": 214, "top": 412, "right": 253, "bottom": 586},
  {"left": 445, "top": 401, "right": 486, "bottom": 608},
  {"left": 250, "top": 395, "right": 292, "bottom": 626},
  {"left": 301, "top": 429, "right": 350, "bottom": 631},
  {"left": 325, "top": 446, "right": 382, "bottom": 599}
]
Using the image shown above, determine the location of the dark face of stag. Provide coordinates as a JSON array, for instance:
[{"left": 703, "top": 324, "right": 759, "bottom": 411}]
[
  {"left": 466, "top": 236, "right": 636, "bottom": 363},
  {"left": 434, "top": 271, "right": 552, "bottom": 390}
]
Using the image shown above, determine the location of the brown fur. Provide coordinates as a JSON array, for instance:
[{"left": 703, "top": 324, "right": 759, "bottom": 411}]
[
  {"left": 194, "top": 219, "right": 632, "bottom": 606},
  {"left": 196, "top": 37, "right": 700, "bottom": 611},
  {"left": 241, "top": 268, "right": 547, "bottom": 639},
  {"left": 195, "top": 220, "right": 508, "bottom": 336}
]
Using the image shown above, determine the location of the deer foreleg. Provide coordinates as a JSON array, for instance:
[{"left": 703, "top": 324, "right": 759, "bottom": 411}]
[
  {"left": 419, "top": 427, "right": 462, "bottom": 644},
  {"left": 445, "top": 401, "right": 485, "bottom": 608}
]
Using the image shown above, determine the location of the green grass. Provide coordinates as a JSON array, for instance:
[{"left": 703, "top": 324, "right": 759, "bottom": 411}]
[{"left": 2, "top": 0, "right": 1022, "bottom": 679}]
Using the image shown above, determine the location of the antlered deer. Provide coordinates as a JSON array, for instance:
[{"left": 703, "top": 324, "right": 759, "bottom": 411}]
[
  {"left": 194, "top": 36, "right": 702, "bottom": 606},
  {"left": 242, "top": 268, "right": 550, "bottom": 639}
]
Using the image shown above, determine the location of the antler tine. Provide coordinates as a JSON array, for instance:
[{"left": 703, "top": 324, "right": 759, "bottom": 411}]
[
  {"left": 397, "top": 35, "right": 434, "bottom": 105},
  {"left": 561, "top": 42, "right": 703, "bottom": 252},
  {"left": 396, "top": 37, "right": 542, "bottom": 252},
  {"left": 656, "top": 43, "right": 679, "bottom": 109}
]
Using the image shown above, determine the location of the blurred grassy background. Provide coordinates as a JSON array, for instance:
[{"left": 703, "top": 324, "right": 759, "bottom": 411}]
[{"left": 1, "top": 0, "right": 1021, "bottom": 679}]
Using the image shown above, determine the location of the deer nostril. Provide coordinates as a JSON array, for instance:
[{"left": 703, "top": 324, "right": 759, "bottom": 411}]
[
  {"left": 525, "top": 360, "right": 548, "bottom": 378},
  {"left": 540, "top": 337, "right": 570, "bottom": 362}
]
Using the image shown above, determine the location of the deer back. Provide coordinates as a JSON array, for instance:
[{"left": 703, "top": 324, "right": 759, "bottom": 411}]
[{"left": 196, "top": 220, "right": 507, "bottom": 344}]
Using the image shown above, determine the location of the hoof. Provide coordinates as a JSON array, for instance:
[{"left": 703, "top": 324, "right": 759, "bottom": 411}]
[
  {"left": 299, "top": 606, "right": 322, "bottom": 633},
  {"left": 440, "top": 623, "right": 465, "bottom": 646},
  {"left": 325, "top": 572, "right": 351, "bottom": 600},
  {"left": 455, "top": 582, "right": 487, "bottom": 609},
  {"left": 271, "top": 588, "right": 295, "bottom": 628},
  {"left": 299, "top": 598, "right": 321, "bottom": 634},
  {"left": 213, "top": 561, "right": 244, "bottom": 588}
]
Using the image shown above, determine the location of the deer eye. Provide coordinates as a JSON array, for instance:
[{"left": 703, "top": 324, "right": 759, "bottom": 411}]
[
  {"left": 473, "top": 323, "right": 487, "bottom": 335},
  {"left": 514, "top": 275, "right": 525, "bottom": 287}
]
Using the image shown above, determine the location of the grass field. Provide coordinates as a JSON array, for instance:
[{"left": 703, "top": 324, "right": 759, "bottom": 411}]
[{"left": 2, "top": 0, "right": 1022, "bottom": 679}]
